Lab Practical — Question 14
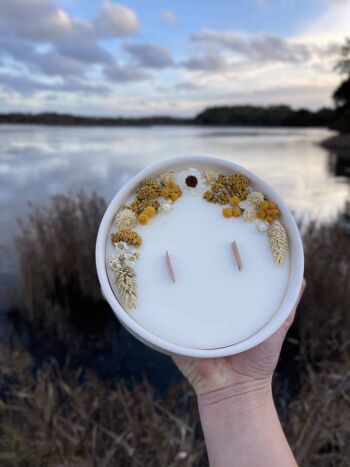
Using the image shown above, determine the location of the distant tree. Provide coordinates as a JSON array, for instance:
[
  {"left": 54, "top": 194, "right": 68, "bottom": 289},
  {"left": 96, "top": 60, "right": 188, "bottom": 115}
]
[{"left": 333, "top": 38, "right": 350, "bottom": 133}]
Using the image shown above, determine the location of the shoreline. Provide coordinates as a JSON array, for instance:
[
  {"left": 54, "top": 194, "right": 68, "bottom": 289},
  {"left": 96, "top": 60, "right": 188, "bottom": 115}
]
[{"left": 321, "top": 133, "right": 350, "bottom": 153}]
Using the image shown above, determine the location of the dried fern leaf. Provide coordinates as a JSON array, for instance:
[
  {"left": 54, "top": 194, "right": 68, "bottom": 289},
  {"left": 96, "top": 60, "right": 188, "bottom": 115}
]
[{"left": 268, "top": 220, "right": 288, "bottom": 265}]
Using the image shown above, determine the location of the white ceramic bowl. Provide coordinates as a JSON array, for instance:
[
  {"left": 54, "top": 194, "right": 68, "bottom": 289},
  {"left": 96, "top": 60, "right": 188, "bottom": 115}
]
[{"left": 96, "top": 156, "right": 304, "bottom": 357}]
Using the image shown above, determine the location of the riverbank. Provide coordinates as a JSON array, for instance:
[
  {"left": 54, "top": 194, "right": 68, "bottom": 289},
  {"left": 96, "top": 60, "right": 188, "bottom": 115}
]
[
  {"left": 0, "top": 105, "right": 335, "bottom": 127},
  {"left": 321, "top": 133, "right": 350, "bottom": 153}
]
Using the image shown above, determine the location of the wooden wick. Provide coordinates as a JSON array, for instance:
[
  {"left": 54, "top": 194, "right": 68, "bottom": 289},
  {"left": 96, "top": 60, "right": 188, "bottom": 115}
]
[
  {"left": 232, "top": 241, "right": 243, "bottom": 271},
  {"left": 165, "top": 251, "right": 176, "bottom": 283}
]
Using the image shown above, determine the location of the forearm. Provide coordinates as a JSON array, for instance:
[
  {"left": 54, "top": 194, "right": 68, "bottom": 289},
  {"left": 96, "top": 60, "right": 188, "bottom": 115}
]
[{"left": 198, "top": 382, "right": 297, "bottom": 467}]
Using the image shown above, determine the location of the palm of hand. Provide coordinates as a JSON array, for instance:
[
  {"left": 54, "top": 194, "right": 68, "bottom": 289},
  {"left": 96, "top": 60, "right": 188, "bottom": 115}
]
[{"left": 172, "top": 285, "right": 303, "bottom": 397}]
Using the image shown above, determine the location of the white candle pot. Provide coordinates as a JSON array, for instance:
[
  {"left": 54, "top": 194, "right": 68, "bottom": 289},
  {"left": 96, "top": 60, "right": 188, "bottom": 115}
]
[{"left": 96, "top": 156, "right": 304, "bottom": 357}]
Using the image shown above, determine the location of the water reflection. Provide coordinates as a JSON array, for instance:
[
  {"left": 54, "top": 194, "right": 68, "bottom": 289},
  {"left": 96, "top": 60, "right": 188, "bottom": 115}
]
[{"left": 1, "top": 125, "right": 349, "bottom": 273}]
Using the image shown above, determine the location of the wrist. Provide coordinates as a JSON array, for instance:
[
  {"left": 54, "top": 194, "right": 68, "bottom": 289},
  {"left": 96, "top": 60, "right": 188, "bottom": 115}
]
[{"left": 197, "top": 378, "right": 273, "bottom": 416}]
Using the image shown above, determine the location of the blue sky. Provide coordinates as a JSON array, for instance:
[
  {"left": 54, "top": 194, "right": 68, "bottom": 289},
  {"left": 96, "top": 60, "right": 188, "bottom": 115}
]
[{"left": 0, "top": 0, "right": 349, "bottom": 116}]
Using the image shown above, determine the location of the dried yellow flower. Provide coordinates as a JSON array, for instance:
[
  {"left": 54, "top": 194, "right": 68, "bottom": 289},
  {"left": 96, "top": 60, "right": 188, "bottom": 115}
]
[
  {"left": 232, "top": 206, "right": 241, "bottom": 217},
  {"left": 130, "top": 198, "right": 160, "bottom": 215},
  {"left": 203, "top": 182, "right": 230, "bottom": 205},
  {"left": 143, "top": 205, "right": 156, "bottom": 218},
  {"left": 111, "top": 230, "right": 142, "bottom": 248},
  {"left": 138, "top": 213, "right": 149, "bottom": 225},
  {"left": 268, "top": 220, "right": 288, "bottom": 265},
  {"left": 229, "top": 196, "right": 240, "bottom": 206},
  {"left": 223, "top": 207, "right": 233, "bottom": 218}
]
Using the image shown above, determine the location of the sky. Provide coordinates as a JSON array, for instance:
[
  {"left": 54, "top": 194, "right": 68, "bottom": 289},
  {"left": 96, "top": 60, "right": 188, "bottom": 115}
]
[{"left": 0, "top": 0, "right": 349, "bottom": 116}]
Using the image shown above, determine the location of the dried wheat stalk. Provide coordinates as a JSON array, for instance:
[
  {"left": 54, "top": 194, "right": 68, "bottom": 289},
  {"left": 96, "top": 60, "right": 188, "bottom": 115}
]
[{"left": 268, "top": 220, "right": 288, "bottom": 265}]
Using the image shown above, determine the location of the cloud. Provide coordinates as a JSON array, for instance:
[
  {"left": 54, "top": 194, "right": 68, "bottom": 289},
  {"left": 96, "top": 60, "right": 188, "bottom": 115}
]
[
  {"left": 124, "top": 43, "right": 174, "bottom": 69},
  {"left": 192, "top": 29, "right": 310, "bottom": 63},
  {"left": 161, "top": 9, "right": 177, "bottom": 23},
  {"left": 0, "top": 72, "right": 111, "bottom": 97},
  {"left": 182, "top": 54, "right": 228, "bottom": 71},
  {"left": 55, "top": 39, "right": 113, "bottom": 65},
  {"left": 0, "top": 0, "right": 73, "bottom": 41},
  {"left": 174, "top": 82, "right": 203, "bottom": 91},
  {"left": 191, "top": 29, "right": 340, "bottom": 66},
  {"left": 104, "top": 63, "right": 150, "bottom": 83},
  {"left": 0, "top": 0, "right": 139, "bottom": 42},
  {"left": 0, "top": 0, "right": 140, "bottom": 82},
  {"left": 93, "top": 2, "right": 139, "bottom": 38}
]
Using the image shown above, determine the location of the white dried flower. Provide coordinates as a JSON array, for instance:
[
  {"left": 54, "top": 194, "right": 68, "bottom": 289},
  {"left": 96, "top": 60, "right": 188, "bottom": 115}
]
[
  {"left": 159, "top": 171, "right": 175, "bottom": 186},
  {"left": 204, "top": 171, "right": 218, "bottom": 185},
  {"left": 256, "top": 220, "right": 268, "bottom": 232},
  {"left": 114, "top": 208, "right": 137, "bottom": 231},
  {"left": 176, "top": 168, "right": 207, "bottom": 196},
  {"left": 268, "top": 220, "right": 288, "bottom": 265},
  {"left": 159, "top": 198, "right": 173, "bottom": 215},
  {"left": 238, "top": 200, "right": 251, "bottom": 210},
  {"left": 108, "top": 255, "right": 122, "bottom": 274},
  {"left": 109, "top": 255, "right": 137, "bottom": 309},
  {"left": 242, "top": 203, "right": 257, "bottom": 223},
  {"left": 247, "top": 191, "right": 264, "bottom": 206}
]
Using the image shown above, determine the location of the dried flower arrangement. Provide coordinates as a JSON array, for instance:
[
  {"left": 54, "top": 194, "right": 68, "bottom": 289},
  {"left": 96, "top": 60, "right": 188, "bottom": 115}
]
[
  {"left": 202, "top": 170, "right": 289, "bottom": 265},
  {"left": 108, "top": 166, "right": 289, "bottom": 310}
]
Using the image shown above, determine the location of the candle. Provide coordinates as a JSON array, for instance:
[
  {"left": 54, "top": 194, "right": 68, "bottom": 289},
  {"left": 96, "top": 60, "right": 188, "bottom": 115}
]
[{"left": 104, "top": 165, "right": 292, "bottom": 350}]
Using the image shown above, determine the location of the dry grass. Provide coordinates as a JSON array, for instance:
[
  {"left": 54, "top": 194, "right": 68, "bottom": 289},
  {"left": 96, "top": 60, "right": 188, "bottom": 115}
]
[
  {"left": 1, "top": 193, "right": 350, "bottom": 466},
  {"left": 12, "top": 192, "right": 119, "bottom": 352},
  {"left": 0, "top": 348, "right": 205, "bottom": 467}
]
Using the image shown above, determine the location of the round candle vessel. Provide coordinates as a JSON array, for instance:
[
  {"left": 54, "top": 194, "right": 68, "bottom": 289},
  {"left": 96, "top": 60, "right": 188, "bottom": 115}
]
[{"left": 96, "top": 157, "right": 304, "bottom": 358}]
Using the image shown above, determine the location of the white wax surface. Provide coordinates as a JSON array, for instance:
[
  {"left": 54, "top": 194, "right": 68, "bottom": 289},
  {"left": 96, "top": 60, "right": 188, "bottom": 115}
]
[{"left": 106, "top": 192, "right": 290, "bottom": 349}]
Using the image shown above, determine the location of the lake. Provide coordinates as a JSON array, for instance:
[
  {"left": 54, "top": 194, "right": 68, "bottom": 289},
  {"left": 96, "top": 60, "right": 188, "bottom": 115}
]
[{"left": 1, "top": 124, "right": 349, "bottom": 278}]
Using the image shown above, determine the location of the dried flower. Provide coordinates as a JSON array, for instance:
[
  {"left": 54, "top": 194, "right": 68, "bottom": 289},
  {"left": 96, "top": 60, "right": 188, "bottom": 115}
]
[
  {"left": 247, "top": 191, "right": 264, "bottom": 206},
  {"left": 111, "top": 230, "right": 142, "bottom": 248},
  {"left": 159, "top": 172, "right": 174, "bottom": 186},
  {"left": 138, "top": 213, "right": 149, "bottom": 225},
  {"left": 257, "top": 200, "right": 280, "bottom": 223},
  {"left": 232, "top": 206, "right": 241, "bottom": 217},
  {"left": 223, "top": 207, "right": 233, "bottom": 218},
  {"left": 203, "top": 182, "right": 230, "bottom": 205},
  {"left": 114, "top": 208, "right": 138, "bottom": 231},
  {"left": 217, "top": 173, "right": 249, "bottom": 199},
  {"left": 229, "top": 196, "right": 240, "bottom": 206},
  {"left": 176, "top": 168, "right": 207, "bottom": 196},
  {"left": 160, "top": 180, "right": 182, "bottom": 202},
  {"left": 137, "top": 178, "right": 161, "bottom": 195},
  {"left": 109, "top": 255, "right": 137, "bottom": 309},
  {"left": 130, "top": 198, "right": 160, "bottom": 215},
  {"left": 204, "top": 171, "right": 218, "bottom": 184},
  {"left": 143, "top": 206, "right": 156, "bottom": 218},
  {"left": 256, "top": 220, "right": 268, "bottom": 232},
  {"left": 268, "top": 220, "right": 288, "bottom": 265},
  {"left": 159, "top": 198, "right": 173, "bottom": 215},
  {"left": 242, "top": 203, "right": 257, "bottom": 223}
]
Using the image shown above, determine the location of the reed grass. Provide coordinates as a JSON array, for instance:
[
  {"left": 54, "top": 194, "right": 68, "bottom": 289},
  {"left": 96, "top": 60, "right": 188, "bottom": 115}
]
[{"left": 1, "top": 193, "right": 349, "bottom": 466}]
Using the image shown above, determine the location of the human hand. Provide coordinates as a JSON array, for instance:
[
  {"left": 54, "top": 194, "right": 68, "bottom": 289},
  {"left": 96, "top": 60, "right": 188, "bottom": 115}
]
[{"left": 172, "top": 279, "right": 306, "bottom": 399}]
